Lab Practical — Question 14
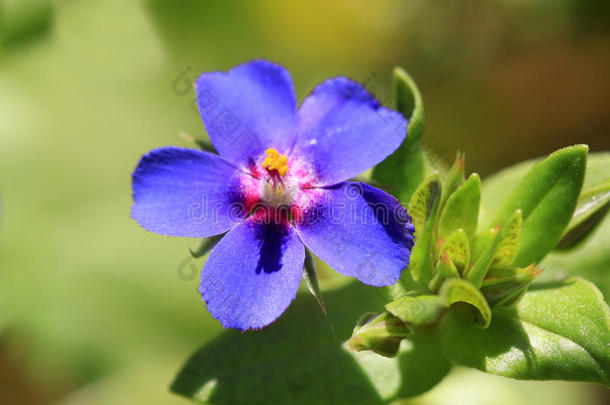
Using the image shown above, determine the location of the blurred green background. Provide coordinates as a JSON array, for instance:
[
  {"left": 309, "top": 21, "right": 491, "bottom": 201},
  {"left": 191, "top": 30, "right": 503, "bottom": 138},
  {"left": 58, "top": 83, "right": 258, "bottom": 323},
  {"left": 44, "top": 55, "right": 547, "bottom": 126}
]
[{"left": 0, "top": 0, "right": 608, "bottom": 404}]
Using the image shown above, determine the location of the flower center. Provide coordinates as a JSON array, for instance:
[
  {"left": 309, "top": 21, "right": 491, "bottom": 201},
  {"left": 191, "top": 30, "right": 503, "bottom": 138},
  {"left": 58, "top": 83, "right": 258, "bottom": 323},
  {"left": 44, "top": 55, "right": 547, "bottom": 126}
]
[
  {"left": 259, "top": 148, "right": 295, "bottom": 207},
  {"left": 262, "top": 148, "right": 289, "bottom": 180}
]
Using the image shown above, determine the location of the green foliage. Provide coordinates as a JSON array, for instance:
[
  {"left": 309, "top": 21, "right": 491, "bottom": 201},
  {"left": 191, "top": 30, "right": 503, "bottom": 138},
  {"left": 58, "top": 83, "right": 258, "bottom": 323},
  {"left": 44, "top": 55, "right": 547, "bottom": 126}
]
[
  {"left": 406, "top": 174, "right": 441, "bottom": 287},
  {"left": 440, "top": 152, "right": 466, "bottom": 206},
  {"left": 171, "top": 283, "right": 451, "bottom": 404},
  {"left": 481, "top": 265, "right": 540, "bottom": 307},
  {"left": 492, "top": 210, "right": 522, "bottom": 266},
  {"left": 170, "top": 66, "right": 610, "bottom": 405},
  {"left": 438, "top": 173, "right": 480, "bottom": 241},
  {"left": 438, "top": 229, "right": 470, "bottom": 275},
  {"left": 372, "top": 67, "right": 429, "bottom": 203},
  {"left": 486, "top": 145, "right": 588, "bottom": 266},
  {"left": 385, "top": 294, "right": 444, "bottom": 326},
  {"left": 467, "top": 210, "right": 521, "bottom": 288},
  {"left": 344, "top": 140, "right": 610, "bottom": 394},
  {"left": 482, "top": 152, "right": 610, "bottom": 297},
  {"left": 440, "top": 278, "right": 610, "bottom": 384},
  {"left": 557, "top": 178, "right": 610, "bottom": 249},
  {"left": 439, "top": 278, "right": 492, "bottom": 328}
]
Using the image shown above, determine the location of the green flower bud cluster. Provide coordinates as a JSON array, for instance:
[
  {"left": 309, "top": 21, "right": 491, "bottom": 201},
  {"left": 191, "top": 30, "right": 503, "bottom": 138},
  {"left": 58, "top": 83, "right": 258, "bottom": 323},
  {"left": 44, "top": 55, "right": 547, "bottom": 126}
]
[{"left": 349, "top": 153, "right": 542, "bottom": 357}]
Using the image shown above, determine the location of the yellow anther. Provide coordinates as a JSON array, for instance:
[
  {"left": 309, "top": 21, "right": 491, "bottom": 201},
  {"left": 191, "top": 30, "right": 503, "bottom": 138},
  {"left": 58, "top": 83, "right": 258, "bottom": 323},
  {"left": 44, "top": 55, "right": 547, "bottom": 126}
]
[{"left": 262, "top": 148, "right": 289, "bottom": 177}]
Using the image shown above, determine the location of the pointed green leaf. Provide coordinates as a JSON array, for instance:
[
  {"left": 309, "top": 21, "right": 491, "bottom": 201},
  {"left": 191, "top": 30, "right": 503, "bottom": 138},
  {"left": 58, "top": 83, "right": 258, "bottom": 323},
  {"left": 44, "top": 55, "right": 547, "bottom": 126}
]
[
  {"left": 539, "top": 152, "right": 610, "bottom": 296},
  {"left": 438, "top": 173, "right": 480, "bottom": 241},
  {"left": 467, "top": 211, "right": 521, "bottom": 288},
  {"left": 428, "top": 251, "right": 460, "bottom": 292},
  {"left": 481, "top": 264, "right": 541, "bottom": 307},
  {"left": 407, "top": 174, "right": 441, "bottom": 287},
  {"left": 439, "top": 278, "right": 492, "bottom": 328},
  {"left": 471, "top": 227, "right": 499, "bottom": 263},
  {"left": 438, "top": 229, "right": 470, "bottom": 276},
  {"left": 481, "top": 152, "right": 608, "bottom": 233},
  {"left": 372, "top": 67, "right": 428, "bottom": 203},
  {"left": 557, "top": 179, "right": 610, "bottom": 249},
  {"left": 440, "top": 151, "right": 466, "bottom": 207},
  {"left": 440, "top": 277, "right": 610, "bottom": 384},
  {"left": 491, "top": 209, "right": 522, "bottom": 266},
  {"left": 407, "top": 173, "right": 440, "bottom": 236},
  {"left": 482, "top": 152, "right": 610, "bottom": 296},
  {"left": 488, "top": 145, "right": 588, "bottom": 267},
  {"left": 386, "top": 294, "right": 444, "bottom": 326}
]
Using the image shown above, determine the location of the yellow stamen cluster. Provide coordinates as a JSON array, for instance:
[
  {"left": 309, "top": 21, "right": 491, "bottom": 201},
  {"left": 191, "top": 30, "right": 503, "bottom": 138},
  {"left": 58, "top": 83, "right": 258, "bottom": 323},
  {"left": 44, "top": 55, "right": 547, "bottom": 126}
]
[{"left": 262, "top": 148, "right": 289, "bottom": 177}]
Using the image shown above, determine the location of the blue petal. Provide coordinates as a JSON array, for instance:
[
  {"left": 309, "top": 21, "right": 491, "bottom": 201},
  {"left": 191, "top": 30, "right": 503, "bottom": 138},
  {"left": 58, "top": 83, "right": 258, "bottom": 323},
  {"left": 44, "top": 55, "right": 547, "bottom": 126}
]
[
  {"left": 195, "top": 60, "right": 297, "bottom": 166},
  {"left": 294, "top": 77, "right": 407, "bottom": 186},
  {"left": 296, "top": 182, "right": 414, "bottom": 286},
  {"left": 199, "top": 218, "right": 305, "bottom": 330},
  {"left": 131, "top": 147, "right": 246, "bottom": 237}
]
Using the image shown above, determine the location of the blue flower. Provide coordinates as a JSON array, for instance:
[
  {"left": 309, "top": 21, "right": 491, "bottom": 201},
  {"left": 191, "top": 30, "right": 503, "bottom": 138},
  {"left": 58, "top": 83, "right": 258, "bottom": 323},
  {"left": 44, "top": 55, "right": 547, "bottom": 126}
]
[{"left": 131, "top": 60, "right": 415, "bottom": 330}]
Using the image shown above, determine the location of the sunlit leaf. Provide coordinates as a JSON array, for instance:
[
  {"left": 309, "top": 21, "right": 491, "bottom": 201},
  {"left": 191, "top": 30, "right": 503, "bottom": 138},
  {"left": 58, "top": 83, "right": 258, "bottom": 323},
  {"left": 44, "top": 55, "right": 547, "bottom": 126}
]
[
  {"left": 491, "top": 210, "right": 522, "bottom": 266},
  {"left": 485, "top": 145, "right": 588, "bottom": 266},
  {"left": 440, "top": 151, "right": 466, "bottom": 206},
  {"left": 407, "top": 174, "right": 441, "bottom": 287},
  {"left": 481, "top": 264, "right": 541, "bottom": 307},
  {"left": 467, "top": 211, "right": 521, "bottom": 288},
  {"left": 557, "top": 179, "right": 610, "bottom": 250},
  {"left": 438, "top": 173, "right": 480, "bottom": 241},
  {"left": 385, "top": 293, "right": 444, "bottom": 326},
  {"left": 372, "top": 67, "right": 429, "bottom": 203},
  {"left": 482, "top": 152, "right": 610, "bottom": 296},
  {"left": 439, "top": 278, "right": 492, "bottom": 328},
  {"left": 438, "top": 228, "right": 470, "bottom": 276},
  {"left": 440, "top": 277, "right": 610, "bottom": 384}
]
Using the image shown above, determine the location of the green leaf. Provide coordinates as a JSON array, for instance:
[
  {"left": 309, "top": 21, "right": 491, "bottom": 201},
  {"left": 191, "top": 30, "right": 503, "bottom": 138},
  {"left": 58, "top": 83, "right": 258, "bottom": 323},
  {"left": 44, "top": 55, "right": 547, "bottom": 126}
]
[
  {"left": 171, "top": 282, "right": 451, "bottom": 404},
  {"left": 471, "top": 227, "right": 499, "bottom": 263},
  {"left": 408, "top": 173, "right": 440, "bottom": 236},
  {"left": 438, "top": 228, "right": 470, "bottom": 276},
  {"left": 438, "top": 173, "right": 480, "bottom": 241},
  {"left": 439, "top": 278, "right": 492, "bottom": 328},
  {"left": 440, "top": 152, "right": 466, "bottom": 206},
  {"left": 467, "top": 211, "right": 521, "bottom": 288},
  {"left": 487, "top": 145, "right": 588, "bottom": 267},
  {"left": 491, "top": 209, "right": 522, "bottom": 266},
  {"left": 557, "top": 179, "right": 610, "bottom": 249},
  {"left": 481, "top": 264, "right": 541, "bottom": 307},
  {"left": 542, "top": 213, "right": 610, "bottom": 298},
  {"left": 407, "top": 174, "right": 441, "bottom": 287},
  {"left": 482, "top": 152, "right": 610, "bottom": 296},
  {"left": 440, "top": 277, "right": 610, "bottom": 384},
  {"left": 385, "top": 294, "right": 444, "bottom": 326},
  {"left": 372, "top": 67, "right": 428, "bottom": 203},
  {"left": 428, "top": 251, "right": 460, "bottom": 292}
]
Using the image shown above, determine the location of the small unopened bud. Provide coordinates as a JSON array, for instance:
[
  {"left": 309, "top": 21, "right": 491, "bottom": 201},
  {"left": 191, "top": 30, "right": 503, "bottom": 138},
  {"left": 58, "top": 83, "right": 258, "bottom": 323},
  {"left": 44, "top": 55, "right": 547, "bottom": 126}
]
[{"left": 347, "top": 312, "right": 410, "bottom": 358}]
